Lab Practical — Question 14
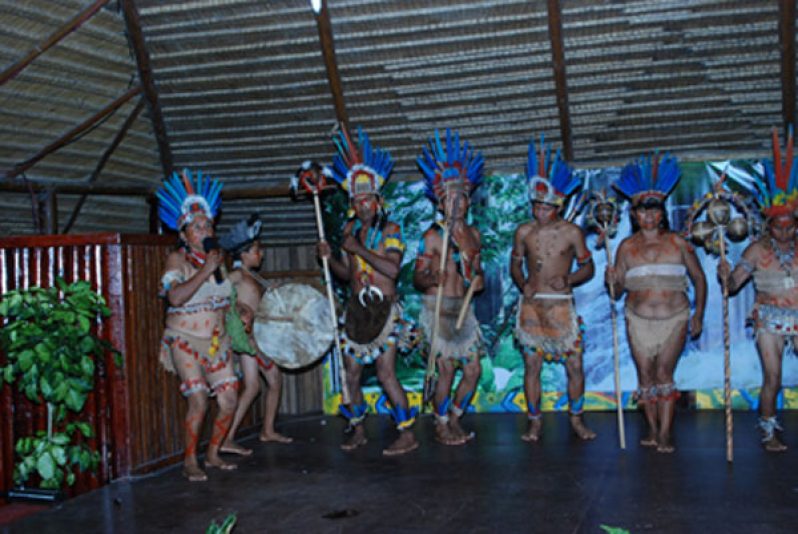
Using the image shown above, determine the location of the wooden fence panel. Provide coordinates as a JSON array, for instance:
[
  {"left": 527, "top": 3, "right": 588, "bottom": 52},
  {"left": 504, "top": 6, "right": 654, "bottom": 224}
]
[{"left": 0, "top": 236, "right": 325, "bottom": 500}]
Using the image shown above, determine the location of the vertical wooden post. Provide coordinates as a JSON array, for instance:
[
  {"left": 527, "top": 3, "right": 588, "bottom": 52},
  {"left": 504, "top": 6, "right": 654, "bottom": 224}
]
[
  {"left": 37, "top": 188, "right": 58, "bottom": 235},
  {"left": 778, "top": 0, "right": 797, "bottom": 133}
]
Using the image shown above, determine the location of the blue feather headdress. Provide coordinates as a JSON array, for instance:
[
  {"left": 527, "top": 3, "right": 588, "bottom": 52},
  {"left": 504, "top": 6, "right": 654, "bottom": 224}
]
[
  {"left": 526, "top": 134, "right": 580, "bottom": 207},
  {"left": 417, "top": 128, "right": 484, "bottom": 202},
  {"left": 156, "top": 168, "right": 223, "bottom": 231},
  {"left": 615, "top": 152, "right": 680, "bottom": 206},
  {"left": 331, "top": 126, "right": 393, "bottom": 198}
]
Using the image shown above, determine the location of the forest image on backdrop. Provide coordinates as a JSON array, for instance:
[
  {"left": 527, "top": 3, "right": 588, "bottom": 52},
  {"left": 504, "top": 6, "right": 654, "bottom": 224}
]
[{"left": 320, "top": 159, "right": 798, "bottom": 414}]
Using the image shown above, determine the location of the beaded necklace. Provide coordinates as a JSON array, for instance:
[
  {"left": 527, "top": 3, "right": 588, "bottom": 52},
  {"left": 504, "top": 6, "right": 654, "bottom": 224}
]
[
  {"left": 770, "top": 237, "right": 796, "bottom": 273},
  {"left": 185, "top": 248, "right": 206, "bottom": 269}
]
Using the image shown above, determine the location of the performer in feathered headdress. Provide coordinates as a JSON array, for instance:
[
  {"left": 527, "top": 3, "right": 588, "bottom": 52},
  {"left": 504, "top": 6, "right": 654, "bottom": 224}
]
[
  {"left": 156, "top": 169, "right": 241, "bottom": 481},
  {"left": 718, "top": 127, "right": 798, "bottom": 452},
  {"left": 217, "top": 215, "right": 294, "bottom": 455},
  {"left": 317, "top": 127, "right": 419, "bottom": 456},
  {"left": 509, "top": 134, "right": 596, "bottom": 443},
  {"left": 607, "top": 152, "right": 706, "bottom": 453},
  {"left": 413, "top": 129, "right": 485, "bottom": 446}
]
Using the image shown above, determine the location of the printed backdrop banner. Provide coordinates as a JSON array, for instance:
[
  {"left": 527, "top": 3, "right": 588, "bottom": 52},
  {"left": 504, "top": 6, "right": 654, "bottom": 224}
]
[{"left": 320, "top": 160, "right": 798, "bottom": 414}]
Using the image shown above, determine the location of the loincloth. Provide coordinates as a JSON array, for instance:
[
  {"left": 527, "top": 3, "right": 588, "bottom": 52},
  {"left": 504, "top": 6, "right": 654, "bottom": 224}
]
[
  {"left": 751, "top": 303, "right": 798, "bottom": 340},
  {"left": 160, "top": 327, "right": 232, "bottom": 375},
  {"left": 624, "top": 306, "right": 689, "bottom": 359},
  {"left": 514, "top": 294, "right": 583, "bottom": 364},
  {"left": 419, "top": 295, "right": 483, "bottom": 364},
  {"left": 340, "top": 300, "right": 412, "bottom": 365}
]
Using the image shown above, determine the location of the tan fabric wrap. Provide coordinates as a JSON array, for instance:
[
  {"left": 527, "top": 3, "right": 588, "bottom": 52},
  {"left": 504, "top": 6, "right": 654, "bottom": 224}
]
[
  {"left": 753, "top": 271, "right": 795, "bottom": 294},
  {"left": 624, "top": 307, "right": 689, "bottom": 359},
  {"left": 625, "top": 275, "right": 688, "bottom": 292}
]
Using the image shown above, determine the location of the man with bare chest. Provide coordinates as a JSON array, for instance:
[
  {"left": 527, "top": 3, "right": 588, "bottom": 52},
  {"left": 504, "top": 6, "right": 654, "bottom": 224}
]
[
  {"left": 415, "top": 129, "right": 485, "bottom": 445},
  {"left": 319, "top": 132, "right": 419, "bottom": 456},
  {"left": 510, "top": 137, "right": 595, "bottom": 442}
]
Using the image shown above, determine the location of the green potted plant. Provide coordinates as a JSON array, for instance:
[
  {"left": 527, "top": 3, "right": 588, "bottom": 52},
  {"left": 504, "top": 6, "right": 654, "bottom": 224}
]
[{"left": 0, "top": 277, "right": 117, "bottom": 500}]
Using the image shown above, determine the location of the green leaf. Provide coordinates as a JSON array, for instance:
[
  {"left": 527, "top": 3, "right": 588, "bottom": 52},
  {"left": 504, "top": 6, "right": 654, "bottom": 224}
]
[
  {"left": 66, "top": 472, "right": 76, "bottom": 486},
  {"left": 76, "top": 422, "right": 93, "bottom": 438},
  {"left": 51, "top": 445, "right": 68, "bottom": 466},
  {"left": 65, "top": 389, "right": 86, "bottom": 412},
  {"left": 24, "top": 381, "right": 39, "bottom": 402},
  {"left": 3, "top": 364, "right": 15, "bottom": 383},
  {"left": 77, "top": 315, "right": 91, "bottom": 334},
  {"left": 15, "top": 437, "right": 33, "bottom": 454},
  {"left": 80, "top": 356, "right": 95, "bottom": 377},
  {"left": 600, "top": 526, "right": 631, "bottom": 534},
  {"left": 34, "top": 343, "right": 51, "bottom": 361},
  {"left": 51, "top": 433, "right": 70, "bottom": 446},
  {"left": 39, "top": 376, "right": 53, "bottom": 399},
  {"left": 36, "top": 451, "right": 55, "bottom": 481},
  {"left": 18, "top": 349, "right": 34, "bottom": 372}
]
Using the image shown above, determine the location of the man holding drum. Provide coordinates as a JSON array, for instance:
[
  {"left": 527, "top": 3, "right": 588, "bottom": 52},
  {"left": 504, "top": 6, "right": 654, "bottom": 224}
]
[
  {"left": 318, "top": 128, "right": 419, "bottom": 456},
  {"left": 219, "top": 215, "right": 293, "bottom": 457}
]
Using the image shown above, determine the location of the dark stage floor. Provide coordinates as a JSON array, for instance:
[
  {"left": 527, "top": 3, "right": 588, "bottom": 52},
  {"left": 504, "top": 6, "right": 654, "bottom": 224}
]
[{"left": 3, "top": 411, "right": 797, "bottom": 533}]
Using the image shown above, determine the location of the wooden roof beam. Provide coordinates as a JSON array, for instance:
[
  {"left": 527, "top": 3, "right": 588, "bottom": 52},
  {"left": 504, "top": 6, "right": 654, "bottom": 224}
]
[
  {"left": 3, "top": 85, "right": 142, "bottom": 180},
  {"left": 546, "top": 0, "right": 574, "bottom": 161},
  {"left": 62, "top": 99, "right": 146, "bottom": 233},
  {"left": 122, "top": 0, "right": 173, "bottom": 179},
  {"left": 0, "top": 181, "right": 290, "bottom": 200},
  {"left": 0, "top": 0, "right": 109, "bottom": 87},
  {"left": 778, "top": 0, "right": 796, "bottom": 134},
  {"left": 314, "top": 0, "right": 349, "bottom": 128}
]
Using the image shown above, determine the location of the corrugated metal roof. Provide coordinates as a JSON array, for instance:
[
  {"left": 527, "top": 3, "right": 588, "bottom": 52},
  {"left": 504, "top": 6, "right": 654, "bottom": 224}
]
[{"left": 1, "top": 0, "right": 793, "bottom": 243}]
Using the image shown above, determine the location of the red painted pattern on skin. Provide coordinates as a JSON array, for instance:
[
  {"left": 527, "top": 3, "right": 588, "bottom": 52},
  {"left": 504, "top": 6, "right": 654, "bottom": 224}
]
[
  {"left": 209, "top": 414, "right": 234, "bottom": 447},
  {"left": 184, "top": 414, "right": 203, "bottom": 456}
]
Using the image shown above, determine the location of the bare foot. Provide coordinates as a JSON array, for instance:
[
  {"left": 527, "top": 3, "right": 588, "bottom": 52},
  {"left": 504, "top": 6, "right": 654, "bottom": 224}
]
[
  {"left": 521, "top": 418, "right": 542, "bottom": 442},
  {"left": 640, "top": 431, "right": 658, "bottom": 448},
  {"left": 205, "top": 456, "right": 238, "bottom": 470},
  {"left": 570, "top": 415, "right": 597, "bottom": 441},
  {"left": 182, "top": 462, "right": 207, "bottom": 482},
  {"left": 656, "top": 437, "right": 675, "bottom": 453},
  {"left": 435, "top": 422, "right": 466, "bottom": 446},
  {"left": 382, "top": 431, "right": 419, "bottom": 456},
  {"left": 219, "top": 441, "right": 253, "bottom": 456},
  {"left": 448, "top": 417, "right": 475, "bottom": 442},
  {"left": 763, "top": 436, "right": 788, "bottom": 452},
  {"left": 259, "top": 431, "right": 293, "bottom": 444},
  {"left": 340, "top": 426, "right": 367, "bottom": 451}
]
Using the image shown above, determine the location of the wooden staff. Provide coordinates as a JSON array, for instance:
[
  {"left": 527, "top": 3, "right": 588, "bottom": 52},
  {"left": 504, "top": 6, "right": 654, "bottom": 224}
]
[
  {"left": 423, "top": 222, "right": 451, "bottom": 404},
  {"left": 717, "top": 225, "right": 733, "bottom": 463},
  {"left": 312, "top": 189, "right": 350, "bottom": 405},
  {"left": 455, "top": 277, "right": 477, "bottom": 330},
  {"left": 603, "top": 227, "right": 626, "bottom": 450}
]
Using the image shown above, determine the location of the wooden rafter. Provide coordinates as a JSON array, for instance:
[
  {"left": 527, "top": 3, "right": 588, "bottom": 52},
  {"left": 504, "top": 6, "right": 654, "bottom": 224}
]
[
  {"left": 0, "top": 181, "right": 290, "bottom": 200},
  {"left": 779, "top": 0, "right": 796, "bottom": 133},
  {"left": 3, "top": 85, "right": 142, "bottom": 181},
  {"left": 122, "top": 0, "right": 173, "bottom": 179},
  {"left": 546, "top": 0, "right": 573, "bottom": 161},
  {"left": 314, "top": 0, "right": 349, "bottom": 127},
  {"left": 62, "top": 99, "right": 146, "bottom": 234},
  {"left": 0, "top": 0, "right": 109, "bottom": 87}
]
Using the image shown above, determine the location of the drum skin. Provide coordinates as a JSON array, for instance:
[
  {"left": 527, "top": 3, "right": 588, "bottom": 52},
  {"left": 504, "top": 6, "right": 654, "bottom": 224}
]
[{"left": 253, "top": 282, "right": 333, "bottom": 369}]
